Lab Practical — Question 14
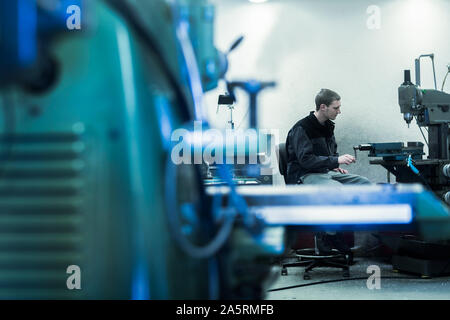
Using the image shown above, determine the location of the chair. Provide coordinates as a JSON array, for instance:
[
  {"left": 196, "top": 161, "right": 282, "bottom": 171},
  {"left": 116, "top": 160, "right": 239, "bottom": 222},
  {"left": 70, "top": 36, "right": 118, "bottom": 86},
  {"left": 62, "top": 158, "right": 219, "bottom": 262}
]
[
  {"left": 275, "top": 143, "right": 290, "bottom": 184},
  {"left": 275, "top": 143, "right": 353, "bottom": 280}
]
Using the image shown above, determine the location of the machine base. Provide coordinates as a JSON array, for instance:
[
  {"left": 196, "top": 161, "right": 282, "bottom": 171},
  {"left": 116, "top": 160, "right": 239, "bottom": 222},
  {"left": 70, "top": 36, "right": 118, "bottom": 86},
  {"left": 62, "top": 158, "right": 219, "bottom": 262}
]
[{"left": 392, "top": 255, "right": 450, "bottom": 278}]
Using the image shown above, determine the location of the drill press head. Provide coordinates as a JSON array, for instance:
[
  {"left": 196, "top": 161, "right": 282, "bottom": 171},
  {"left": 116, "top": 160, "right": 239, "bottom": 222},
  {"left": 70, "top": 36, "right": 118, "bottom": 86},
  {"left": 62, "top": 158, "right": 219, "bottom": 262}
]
[{"left": 398, "top": 70, "right": 423, "bottom": 126}]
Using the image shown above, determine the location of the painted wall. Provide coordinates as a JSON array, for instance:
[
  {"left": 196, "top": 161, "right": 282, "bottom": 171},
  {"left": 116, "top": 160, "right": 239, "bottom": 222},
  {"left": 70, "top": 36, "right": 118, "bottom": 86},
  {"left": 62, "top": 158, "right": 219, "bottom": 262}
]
[{"left": 204, "top": 0, "right": 450, "bottom": 185}]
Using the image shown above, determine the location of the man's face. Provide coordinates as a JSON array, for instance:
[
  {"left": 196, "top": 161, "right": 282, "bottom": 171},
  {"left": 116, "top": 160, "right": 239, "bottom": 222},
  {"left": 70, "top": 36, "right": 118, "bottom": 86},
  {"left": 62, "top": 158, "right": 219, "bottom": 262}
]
[{"left": 322, "top": 100, "right": 341, "bottom": 120}]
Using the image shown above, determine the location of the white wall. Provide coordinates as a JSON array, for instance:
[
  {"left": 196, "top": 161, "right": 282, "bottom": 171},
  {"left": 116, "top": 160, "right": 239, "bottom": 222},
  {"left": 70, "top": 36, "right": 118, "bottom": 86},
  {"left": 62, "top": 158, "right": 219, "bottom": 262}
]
[{"left": 204, "top": 0, "right": 450, "bottom": 184}]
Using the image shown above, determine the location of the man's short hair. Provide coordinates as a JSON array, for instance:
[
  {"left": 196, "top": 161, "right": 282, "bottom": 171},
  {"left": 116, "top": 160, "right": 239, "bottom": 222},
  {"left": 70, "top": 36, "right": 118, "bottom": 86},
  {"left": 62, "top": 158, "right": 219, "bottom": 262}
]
[{"left": 315, "top": 89, "right": 341, "bottom": 111}]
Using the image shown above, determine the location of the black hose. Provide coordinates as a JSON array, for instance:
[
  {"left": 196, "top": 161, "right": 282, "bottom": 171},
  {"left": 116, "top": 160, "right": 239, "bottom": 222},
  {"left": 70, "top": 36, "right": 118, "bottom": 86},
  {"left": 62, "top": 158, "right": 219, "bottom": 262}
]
[{"left": 267, "top": 275, "right": 426, "bottom": 292}]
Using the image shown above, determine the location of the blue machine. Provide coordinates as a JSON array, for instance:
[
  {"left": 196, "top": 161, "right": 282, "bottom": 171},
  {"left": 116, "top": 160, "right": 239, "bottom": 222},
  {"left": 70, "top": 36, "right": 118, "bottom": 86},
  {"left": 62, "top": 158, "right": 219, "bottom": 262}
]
[{"left": 0, "top": 0, "right": 84, "bottom": 85}]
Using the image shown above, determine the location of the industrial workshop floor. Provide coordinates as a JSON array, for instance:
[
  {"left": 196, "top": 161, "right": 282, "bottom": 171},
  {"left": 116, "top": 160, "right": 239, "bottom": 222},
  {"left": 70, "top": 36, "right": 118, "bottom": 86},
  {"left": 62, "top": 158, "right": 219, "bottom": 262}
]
[{"left": 265, "top": 257, "right": 450, "bottom": 300}]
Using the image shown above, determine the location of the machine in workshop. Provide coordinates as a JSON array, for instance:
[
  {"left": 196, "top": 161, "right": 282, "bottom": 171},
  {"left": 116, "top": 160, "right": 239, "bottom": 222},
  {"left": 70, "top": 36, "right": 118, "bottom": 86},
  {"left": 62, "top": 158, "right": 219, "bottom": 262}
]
[
  {"left": 353, "top": 55, "right": 450, "bottom": 277},
  {"left": 0, "top": 0, "right": 449, "bottom": 299},
  {"left": 354, "top": 55, "right": 450, "bottom": 201}
]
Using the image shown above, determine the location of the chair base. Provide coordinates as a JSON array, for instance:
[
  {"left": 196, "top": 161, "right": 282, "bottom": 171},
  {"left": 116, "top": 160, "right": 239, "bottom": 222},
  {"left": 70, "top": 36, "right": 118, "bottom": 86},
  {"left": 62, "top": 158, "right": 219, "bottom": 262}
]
[{"left": 281, "top": 248, "right": 353, "bottom": 279}]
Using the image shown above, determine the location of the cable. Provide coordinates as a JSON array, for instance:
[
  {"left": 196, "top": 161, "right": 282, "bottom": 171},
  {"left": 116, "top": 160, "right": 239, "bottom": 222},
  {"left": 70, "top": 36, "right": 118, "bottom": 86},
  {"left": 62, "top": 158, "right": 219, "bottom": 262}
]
[
  {"left": 165, "top": 155, "right": 237, "bottom": 259},
  {"left": 442, "top": 70, "right": 449, "bottom": 91},
  {"left": 431, "top": 56, "right": 437, "bottom": 90},
  {"left": 406, "top": 155, "right": 433, "bottom": 190},
  {"left": 267, "top": 275, "right": 425, "bottom": 292},
  {"left": 415, "top": 116, "right": 429, "bottom": 148},
  {"left": 418, "top": 127, "right": 428, "bottom": 146}
]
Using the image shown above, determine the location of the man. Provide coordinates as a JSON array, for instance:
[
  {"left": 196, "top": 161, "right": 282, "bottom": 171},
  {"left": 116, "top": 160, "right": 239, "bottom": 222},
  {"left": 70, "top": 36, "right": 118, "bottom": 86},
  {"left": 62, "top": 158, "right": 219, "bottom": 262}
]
[
  {"left": 285, "top": 88, "right": 371, "bottom": 255},
  {"left": 285, "top": 88, "right": 371, "bottom": 186}
]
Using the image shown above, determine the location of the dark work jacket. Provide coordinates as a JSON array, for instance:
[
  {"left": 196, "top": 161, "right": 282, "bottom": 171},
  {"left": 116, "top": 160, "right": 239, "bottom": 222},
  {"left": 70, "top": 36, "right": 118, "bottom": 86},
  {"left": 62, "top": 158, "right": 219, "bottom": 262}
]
[{"left": 285, "top": 111, "right": 339, "bottom": 184}]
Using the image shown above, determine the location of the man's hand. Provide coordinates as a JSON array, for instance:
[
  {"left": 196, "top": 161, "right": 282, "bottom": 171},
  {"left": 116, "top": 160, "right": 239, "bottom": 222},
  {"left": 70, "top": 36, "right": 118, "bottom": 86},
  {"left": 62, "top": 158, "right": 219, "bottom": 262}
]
[
  {"left": 333, "top": 168, "right": 348, "bottom": 174},
  {"left": 338, "top": 154, "right": 356, "bottom": 165}
]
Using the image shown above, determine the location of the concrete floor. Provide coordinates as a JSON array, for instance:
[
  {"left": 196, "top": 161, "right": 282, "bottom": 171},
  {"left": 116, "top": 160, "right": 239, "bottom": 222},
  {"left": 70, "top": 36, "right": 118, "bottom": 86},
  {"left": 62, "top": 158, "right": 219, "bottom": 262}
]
[{"left": 264, "top": 257, "right": 450, "bottom": 300}]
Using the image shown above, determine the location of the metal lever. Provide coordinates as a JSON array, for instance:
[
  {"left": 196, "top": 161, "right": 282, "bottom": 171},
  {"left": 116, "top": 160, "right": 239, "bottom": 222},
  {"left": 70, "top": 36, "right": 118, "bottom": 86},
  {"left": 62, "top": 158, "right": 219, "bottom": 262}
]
[{"left": 353, "top": 144, "right": 372, "bottom": 160}]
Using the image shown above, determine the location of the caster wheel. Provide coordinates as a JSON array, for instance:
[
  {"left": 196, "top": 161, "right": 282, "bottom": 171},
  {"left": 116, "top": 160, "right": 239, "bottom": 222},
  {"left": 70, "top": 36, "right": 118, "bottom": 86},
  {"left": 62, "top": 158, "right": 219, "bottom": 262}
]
[
  {"left": 303, "top": 274, "right": 311, "bottom": 280},
  {"left": 281, "top": 268, "right": 287, "bottom": 276}
]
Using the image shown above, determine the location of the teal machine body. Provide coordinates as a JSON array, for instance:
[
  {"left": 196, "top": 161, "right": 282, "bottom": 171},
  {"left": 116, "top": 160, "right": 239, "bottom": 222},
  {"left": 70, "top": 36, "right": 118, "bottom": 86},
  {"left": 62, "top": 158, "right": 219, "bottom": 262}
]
[{"left": 0, "top": 0, "right": 227, "bottom": 299}]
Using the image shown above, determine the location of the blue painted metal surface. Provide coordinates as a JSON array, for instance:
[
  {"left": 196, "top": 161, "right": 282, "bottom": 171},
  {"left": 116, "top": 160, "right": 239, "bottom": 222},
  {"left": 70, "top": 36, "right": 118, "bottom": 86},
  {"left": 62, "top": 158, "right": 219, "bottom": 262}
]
[{"left": 367, "top": 142, "right": 424, "bottom": 161}]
